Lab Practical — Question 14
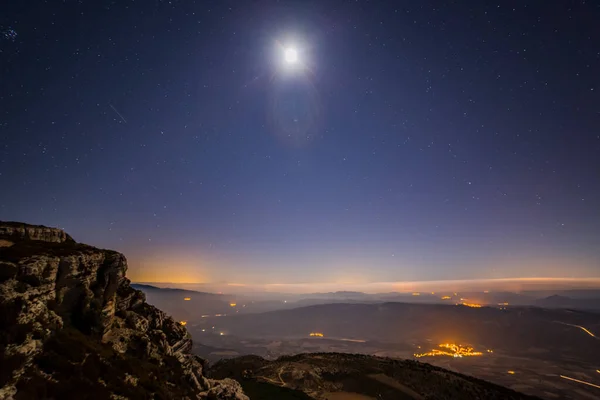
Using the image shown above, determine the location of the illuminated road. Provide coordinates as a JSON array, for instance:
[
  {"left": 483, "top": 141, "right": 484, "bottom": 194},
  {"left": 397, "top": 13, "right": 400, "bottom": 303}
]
[
  {"left": 308, "top": 334, "right": 366, "bottom": 343},
  {"left": 337, "top": 338, "right": 367, "bottom": 343},
  {"left": 553, "top": 321, "right": 598, "bottom": 339},
  {"left": 560, "top": 375, "right": 600, "bottom": 390}
]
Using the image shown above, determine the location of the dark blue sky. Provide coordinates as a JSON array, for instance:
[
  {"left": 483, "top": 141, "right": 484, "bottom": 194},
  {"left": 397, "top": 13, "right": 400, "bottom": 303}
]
[{"left": 1, "top": 1, "right": 599, "bottom": 287}]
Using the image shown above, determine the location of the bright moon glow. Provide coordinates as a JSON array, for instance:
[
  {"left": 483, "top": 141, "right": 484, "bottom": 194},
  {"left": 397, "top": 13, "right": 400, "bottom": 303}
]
[{"left": 284, "top": 48, "right": 298, "bottom": 64}]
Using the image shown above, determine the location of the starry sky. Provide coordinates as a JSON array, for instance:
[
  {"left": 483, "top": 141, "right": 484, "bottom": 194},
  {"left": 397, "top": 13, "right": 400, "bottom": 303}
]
[{"left": 1, "top": 1, "right": 599, "bottom": 289}]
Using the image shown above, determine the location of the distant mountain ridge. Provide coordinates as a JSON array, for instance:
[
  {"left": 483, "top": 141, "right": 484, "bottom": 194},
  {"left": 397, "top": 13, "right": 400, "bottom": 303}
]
[
  {"left": 133, "top": 284, "right": 600, "bottom": 312},
  {"left": 131, "top": 283, "right": 223, "bottom": 297},
  {"left": 130, "top": 283, "right": 232, "bottom": 322}
]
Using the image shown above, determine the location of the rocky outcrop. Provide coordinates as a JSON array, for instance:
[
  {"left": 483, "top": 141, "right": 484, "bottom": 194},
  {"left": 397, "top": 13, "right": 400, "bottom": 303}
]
[
  {"left": 0, "top": 221, "right": 73, "bottom": 245},
  {"left": 0, "top": 221, "right": 248, "bottom": 400}
]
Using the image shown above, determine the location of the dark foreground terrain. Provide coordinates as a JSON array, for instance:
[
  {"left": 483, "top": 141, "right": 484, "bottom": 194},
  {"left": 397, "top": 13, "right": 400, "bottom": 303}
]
[{"left": 211, "top": 353, "right": 541, "bottom": 400}]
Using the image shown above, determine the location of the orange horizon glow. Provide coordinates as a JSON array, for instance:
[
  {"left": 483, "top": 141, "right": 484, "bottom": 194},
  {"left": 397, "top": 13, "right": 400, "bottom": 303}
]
[
  {"left": 135, "top": 276, "right": 600, "bottom": 285},
  {"left": 132, "top": 276, "right": 600, "bottom": 294}
]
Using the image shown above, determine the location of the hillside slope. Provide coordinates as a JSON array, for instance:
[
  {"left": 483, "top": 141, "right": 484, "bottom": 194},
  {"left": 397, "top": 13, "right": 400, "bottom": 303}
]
[{"left": 210, "top": 353, "right": 541, "bottom": 400}]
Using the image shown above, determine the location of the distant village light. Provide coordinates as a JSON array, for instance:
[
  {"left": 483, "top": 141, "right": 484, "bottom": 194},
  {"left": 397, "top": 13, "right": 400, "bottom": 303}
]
[
  {"left": 461, "top": 302, "right": 482, "bottom": 308},
  {"left": 414, "top": 343, "right": 483, "bottom": 359}
]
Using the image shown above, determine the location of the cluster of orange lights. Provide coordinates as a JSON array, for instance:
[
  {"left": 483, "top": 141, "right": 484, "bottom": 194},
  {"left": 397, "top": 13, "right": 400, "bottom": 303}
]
[
  {"left": 309, "top": 332, "right": 324, "bottom": 337},
  {"left": 414, "top": 343, "right": 484, "bottom": 358},
  {"left": 183, "top": 297, "right": 191, "bottom": 301},
  {"left": 179, "top": 321, "right": 187, "bottom": 326},
  {"left": 460, "top": 302, "right": 482, "bottom": 308},
  {"left": 229, "top": 303, "right": 237, "bottom": 307},
  {"left": 441, "top": 296, "right": 451, "bottom": 300}
]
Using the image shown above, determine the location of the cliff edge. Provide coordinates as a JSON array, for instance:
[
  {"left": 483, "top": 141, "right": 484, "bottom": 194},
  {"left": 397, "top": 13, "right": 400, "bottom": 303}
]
[{"left": 0, "top": 221, "right": 247, "bottom": 400}]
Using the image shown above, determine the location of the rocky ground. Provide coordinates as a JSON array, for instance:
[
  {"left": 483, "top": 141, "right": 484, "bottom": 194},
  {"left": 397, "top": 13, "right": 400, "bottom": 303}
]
[{"left": 0, "top": 221, "right": 247, "bottom": 400}]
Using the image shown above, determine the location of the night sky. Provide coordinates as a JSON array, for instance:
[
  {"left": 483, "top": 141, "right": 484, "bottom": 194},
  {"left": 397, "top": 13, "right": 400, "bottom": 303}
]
[{"left": 1, "top": 1, "right": 599, "bottom": 289}]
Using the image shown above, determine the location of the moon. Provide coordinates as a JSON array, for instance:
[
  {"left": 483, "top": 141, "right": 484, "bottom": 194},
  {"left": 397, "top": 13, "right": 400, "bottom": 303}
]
[{"left": 284, "top": 48, "right": 298, "bottom": 64}]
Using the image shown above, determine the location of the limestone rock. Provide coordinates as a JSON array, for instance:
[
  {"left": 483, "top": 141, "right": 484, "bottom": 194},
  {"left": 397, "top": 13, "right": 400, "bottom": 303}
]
[
  {"left": 202, "top": 379, "right": 248, "bottom": 400},
  {"left": 0, "top": 221, "right": 248, "bottom": 400},
  {"left": 0, "top": 221, "right": 73, "bottom": 244}
]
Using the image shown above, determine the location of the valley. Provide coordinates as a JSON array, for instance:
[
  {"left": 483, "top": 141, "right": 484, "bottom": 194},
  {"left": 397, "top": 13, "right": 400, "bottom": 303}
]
[{"left": 157, "top": 298, "right": 600, "bottom": 400}]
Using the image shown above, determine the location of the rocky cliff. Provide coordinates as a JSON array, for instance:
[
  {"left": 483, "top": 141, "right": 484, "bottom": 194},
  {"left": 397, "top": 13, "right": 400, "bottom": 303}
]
[{"left": 0, "top": 221, "right": 247, "bottom": 400}]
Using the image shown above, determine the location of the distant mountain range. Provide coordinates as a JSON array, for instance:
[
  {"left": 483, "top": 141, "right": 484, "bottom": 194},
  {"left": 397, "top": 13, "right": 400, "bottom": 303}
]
[
  {"left": 131, "top": 283, "right": 221, "bottom": 296},
  {"left": 534, "top": 294, "right": 600, "bottom": 310},
  {"left": 132, "top": 283, "right": 600, "bottom": 313},
  {"left": 130, "top": 283, "right": 232, "bottom": 321}
]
